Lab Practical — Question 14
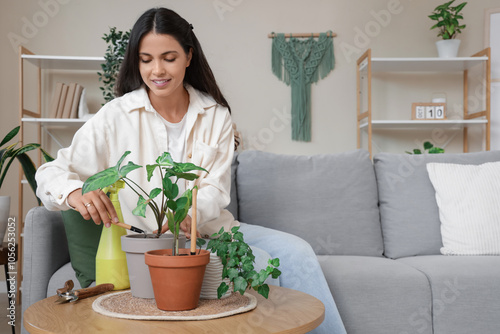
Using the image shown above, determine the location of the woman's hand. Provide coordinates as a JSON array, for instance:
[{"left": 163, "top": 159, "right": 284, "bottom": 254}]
[
  {"left": 67, "top": 188, "right": 118, "bottom": 227},
  {"left": 156, "top": 215, "right": 201, "bottom": 239}
]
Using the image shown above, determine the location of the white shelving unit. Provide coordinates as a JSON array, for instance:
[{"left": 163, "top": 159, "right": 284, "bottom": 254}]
[
  {"left": 18, "top": 47, "right": 104, "bottom": 299},
  {"left": 356, "top": 48, "right": 491, "bottom": 157}
]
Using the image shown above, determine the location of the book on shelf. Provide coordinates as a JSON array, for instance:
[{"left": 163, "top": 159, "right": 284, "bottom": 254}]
[
  {"left": 48, "top": 82, "right": 84, "bottom": 118},
  {"left": 48, "top": 82, "right": 64, "bottom": 118}
]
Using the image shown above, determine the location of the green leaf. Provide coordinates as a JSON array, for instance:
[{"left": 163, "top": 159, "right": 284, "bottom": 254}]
[
  {"left": 257, "top": 284, "right": 270, "bottom": 299},
  {"left": 174, "top": 208, "right": 188, "bottom": 224},
  {"left": 115, "top": 151, "right": 131, "bottom": 169},
  {"left": 16, "top": 153, "right": 40, "bottom": 205},
  {"left": 429, "top": 147, "right": 445, "bottom": 154},
  {"left": 423, "top": 141, "right": 434, "bottom": 150},
  {"left": 196, "top": 238, "right": 206, "bottom": 248},
  {"left": 119, "top": 161, "right": 141, "bottom": 178},
  {"left": 217, "top": 283, "right": 229, "bottom": 299},
  {"left": 271, "top": 268, "right": 282, "bottom": 279},
  {"left": 132, "top": 195, "right": 148, "bottom": 218},
  {"left": 149, "top": 188, "right": 162, "bottom": 199},
  {"left": 146, "top": 164, "right": 159, "bottom": 181},
  {"left": 0, "top": 126, "right": 19, "bottom": 148},
  {"left": 233, "top": 231, "right": 244, "bottom": 242},
  {"left": 156, "top": 152, "right": 174, "bottom": 166},
  {"left": 227, "top": 268, "right": 239, "bottom": 280},
  {"left": 82, "top": 166, "right": 120, "bottom": 194},
  {"left": 242, "top": 259, "right": 254, "bottom": 272},
  {"left": 269, "top": 258, "right": 280, "bottom": 267},
  {"left": 173, "top": 162, "right": 208, "bottom": 174},
  {"left": 41, "top": 148, "right": 54, "bottom": 163},
  {"left": 167, "top": 210, "right": 175, "bottom": 234},
  {"left": 413, "top": 149, "right": 422, "bottom": 154},
  {"left": 233, "top": 276, "right": 248, "bottom": 295}
]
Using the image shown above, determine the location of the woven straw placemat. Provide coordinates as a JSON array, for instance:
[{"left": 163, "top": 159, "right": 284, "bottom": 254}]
[{"left": 92, "top": 291, "right": 257, "bottom": 321}]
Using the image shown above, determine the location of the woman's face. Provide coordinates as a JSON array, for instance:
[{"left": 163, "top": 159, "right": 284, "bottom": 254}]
[{"left": 138, "top": 32, "right": 192, "bottom": 101}]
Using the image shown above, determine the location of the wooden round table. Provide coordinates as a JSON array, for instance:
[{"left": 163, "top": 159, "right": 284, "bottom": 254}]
[{"left": 23, "top": 286, "right": 324, "bottom": 333}]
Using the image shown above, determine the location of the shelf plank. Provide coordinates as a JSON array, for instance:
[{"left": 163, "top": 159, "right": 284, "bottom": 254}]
[
  {"left": 360, "top": 119, "right": 488, "bottom": 130},
  {"left": 21, "top": 54, "right": 104, "bottom": 70},
  {"left": 21, "top": 117, "right": 91, "bottom": 126},
  {"left": 359, "top": 56, "right": 488, "bottom": 72}
]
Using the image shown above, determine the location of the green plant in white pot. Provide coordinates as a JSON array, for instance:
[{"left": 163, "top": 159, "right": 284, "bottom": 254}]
[
  {"left": 82, "top": 151, "right": 210, "bottom": 306},
  {"left": 429, "top": 0, "right": 467, "bottom": 58}
]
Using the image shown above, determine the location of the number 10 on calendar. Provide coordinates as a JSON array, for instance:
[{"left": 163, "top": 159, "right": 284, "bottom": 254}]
[{"left": 412, "top": 103, "right": 446, "bottom": 120}]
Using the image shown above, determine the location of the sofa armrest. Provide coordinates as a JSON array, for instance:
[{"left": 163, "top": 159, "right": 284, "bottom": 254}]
[{"left": 21, "top": 206, "right": 69, "bottom": 312}]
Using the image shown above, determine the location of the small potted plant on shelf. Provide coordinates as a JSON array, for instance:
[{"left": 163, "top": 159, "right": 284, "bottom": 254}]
[
  {"left": 429, "top": 0, "right": 467, "bottom": 58},
  {"left": 82, "top": 150, "right": 210, "bottom": 308},
  {"left": 406, "top": 141, "right": 445, "bottom": 154}
]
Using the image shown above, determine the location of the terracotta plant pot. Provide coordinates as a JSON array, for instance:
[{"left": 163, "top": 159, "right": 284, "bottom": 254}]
[
  {"left": 121, "top": 234, "right": 186, "bottom": 298},
  {"left": 145, "top": 248, "right": 210, "bottom": 311}
]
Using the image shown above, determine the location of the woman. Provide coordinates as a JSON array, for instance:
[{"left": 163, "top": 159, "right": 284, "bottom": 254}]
[{"left": 35, "top": 7, "right": 346, "bottom": 334}]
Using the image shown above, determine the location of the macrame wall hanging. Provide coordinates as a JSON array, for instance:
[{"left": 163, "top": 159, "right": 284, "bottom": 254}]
[{"left": 270, "top": 31, "right": 336, "bottom": 142}]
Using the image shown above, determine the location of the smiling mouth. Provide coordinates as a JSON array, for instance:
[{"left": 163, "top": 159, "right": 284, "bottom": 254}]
[{"left": 152, "top": 79, "right": 170, "bottom": 86}]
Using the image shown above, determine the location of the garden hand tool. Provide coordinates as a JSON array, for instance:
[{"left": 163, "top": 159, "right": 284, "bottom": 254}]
[{"left": 55, "top": 280, "right": 114, "bottom": 304}]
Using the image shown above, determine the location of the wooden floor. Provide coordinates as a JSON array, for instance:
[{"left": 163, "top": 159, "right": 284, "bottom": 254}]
[{"left": 0, "top": 293, "right": 19, "bottom": 334}]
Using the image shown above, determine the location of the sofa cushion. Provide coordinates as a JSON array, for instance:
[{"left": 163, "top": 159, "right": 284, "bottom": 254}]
[
  {"left": 373, "top": 151, "right": 500, "bottom": 259},
  {"left": 427, "top": 161, "right": 500, "bottom": 255},
  {"left": 225, "top": 153, "right": 238, "bottom": 220},
  {"left": 398, "top": 255, "right": 500, "bottom": 334},
  {"left": 236, "top": 149, "right": 383, "bottom": 256},
  {"left": 319, "top": 255, "right": 432, "bottom": 334},
  {"left": 61, "top": 209, "right": 102, "bottom": 288}
]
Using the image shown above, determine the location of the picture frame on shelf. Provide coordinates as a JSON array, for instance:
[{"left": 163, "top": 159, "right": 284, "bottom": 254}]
[{"left": 412, "top": 102, "right": 446, "bottom": 120}]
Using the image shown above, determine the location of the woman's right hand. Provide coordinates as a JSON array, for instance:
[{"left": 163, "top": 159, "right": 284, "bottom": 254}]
[{"left": 67, "top": 188, "right": 119, "bottom": 227}]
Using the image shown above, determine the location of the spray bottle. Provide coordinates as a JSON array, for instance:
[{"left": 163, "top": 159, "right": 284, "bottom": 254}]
[{"left": 95, "top": 180, "right": 130, "bottom": 290}]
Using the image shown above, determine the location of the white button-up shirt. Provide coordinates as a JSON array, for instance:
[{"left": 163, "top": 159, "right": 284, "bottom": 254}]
[{"left": 36, "top": 85, "right": 237, "bottom": 235}]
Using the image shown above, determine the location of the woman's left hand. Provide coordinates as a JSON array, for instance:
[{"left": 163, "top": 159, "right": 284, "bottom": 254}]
[{"left": 155, "top": 215, "right": 202, "bottom": 239}]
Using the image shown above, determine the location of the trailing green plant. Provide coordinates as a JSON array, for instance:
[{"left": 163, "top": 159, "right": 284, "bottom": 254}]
[
  {"left": 97, "top": 27, "right": 131, "bottom": 103},
  {"left": 82, "top": 151, "right": 207, "bottom": 255},
  {"left": 0, "top": 126, "right": 53, "bottom": 205},
  {"left": 207, "top": 226, "right": 281, "bottom": 299},
  {"left": 406, "top": 141, "right": 445, "bottom": 154},
  {"left": 429, "top": 0, "right": 467, "bottom": 40}
]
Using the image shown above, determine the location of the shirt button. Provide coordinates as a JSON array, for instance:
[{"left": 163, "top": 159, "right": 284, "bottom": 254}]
[
  {"left": 188, "top": 153, "right": 192, "bottom": 159},
  {"left": 58, "top": 194, "right": 63, "bottom": 200},
  {"left": 45, "top": 191, "right": 50, "bottom": 195}
]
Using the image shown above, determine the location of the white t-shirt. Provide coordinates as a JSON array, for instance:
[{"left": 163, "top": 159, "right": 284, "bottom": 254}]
[{"left": 160, "top": 114, "right": 187, "bottom": 197}]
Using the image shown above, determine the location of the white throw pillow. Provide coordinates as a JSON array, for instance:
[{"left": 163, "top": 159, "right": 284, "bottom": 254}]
[{"left": 426, "top": 161, "right": 500, "bottom": 255}]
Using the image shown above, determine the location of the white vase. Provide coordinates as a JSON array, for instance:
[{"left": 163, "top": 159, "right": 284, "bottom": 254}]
[
  {"left": 436, "top": 39, "right": 461, "bottom": 58},
  {"left": 0, "top": 196, "right": 11, "bottom": 243},
  {"left": 200, "top": 253, "right": 232, "bottom": 299}
]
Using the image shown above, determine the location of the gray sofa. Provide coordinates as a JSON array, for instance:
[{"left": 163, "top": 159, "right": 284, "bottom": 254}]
[{"left": 22, "top": 149, "right": 500, "bottom": 333}]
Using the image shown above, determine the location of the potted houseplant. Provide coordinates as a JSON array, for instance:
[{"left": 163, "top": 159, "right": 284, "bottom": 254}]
[
  {"left": 206, "top": 226, "right": 281, "bottom": 300},
  {"left": 429, "top": 0, "right": 467, "bottom": 58},
  {"left": 97, "top": 27, "right": 130, "bottom": 104},
  {"left": 406, "top": 141, "right": 445, "bottom": 154},
  {"left": 1, "top": 126, "right": 51, "bottom": 241},
  {"left": 82, "top": 151, "right": 210, "bottom": 309}
]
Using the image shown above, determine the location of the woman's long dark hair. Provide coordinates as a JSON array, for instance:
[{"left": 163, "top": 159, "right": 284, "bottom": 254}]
[{"left": 115, "top": 7, "right": 230, "bottom": 112}]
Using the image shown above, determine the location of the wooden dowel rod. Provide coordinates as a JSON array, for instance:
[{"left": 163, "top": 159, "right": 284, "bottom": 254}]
[
  {"left": 268, "top": 32, "right": 337, "bottom": 38},
  {"left": 190, "top": 187, "right": 198, "bottom": 255}
]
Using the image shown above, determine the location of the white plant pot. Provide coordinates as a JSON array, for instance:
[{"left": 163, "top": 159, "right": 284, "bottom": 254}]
[
  {"left": 0, "top": 196, "right": 11, "bottom": 243},
  {"left": 200, "top": 253, "right": 232, "bottom": 299},
  {"left": 436, "top": 39, "right": 461, "bottom": 58}
]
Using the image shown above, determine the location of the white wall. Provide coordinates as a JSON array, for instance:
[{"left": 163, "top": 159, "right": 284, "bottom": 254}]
[{"left": 1, "top": 0, "right": 500, "bottom": 218}]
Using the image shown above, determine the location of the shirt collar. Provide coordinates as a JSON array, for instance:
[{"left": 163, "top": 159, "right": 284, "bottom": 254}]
[{"left": 123, "top": 85, "right": 218, "bottom": 115}]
